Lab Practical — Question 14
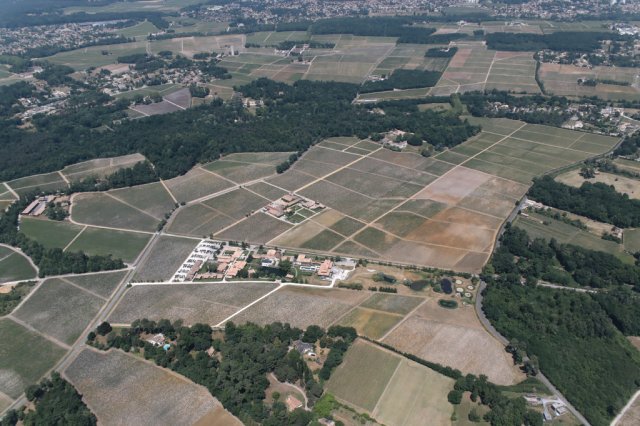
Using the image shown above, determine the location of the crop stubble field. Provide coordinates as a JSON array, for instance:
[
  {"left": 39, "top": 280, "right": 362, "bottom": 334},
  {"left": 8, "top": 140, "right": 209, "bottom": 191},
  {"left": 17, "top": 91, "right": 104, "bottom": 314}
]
[{"left": 65, "top": 348, "right": 240, "bottom": 426}]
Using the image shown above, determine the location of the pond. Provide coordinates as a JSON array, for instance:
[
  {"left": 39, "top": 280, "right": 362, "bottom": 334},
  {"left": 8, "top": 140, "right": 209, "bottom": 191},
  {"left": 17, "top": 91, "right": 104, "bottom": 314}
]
[{"left": 441, "top": 278, "right": 453, "bottom": 294}]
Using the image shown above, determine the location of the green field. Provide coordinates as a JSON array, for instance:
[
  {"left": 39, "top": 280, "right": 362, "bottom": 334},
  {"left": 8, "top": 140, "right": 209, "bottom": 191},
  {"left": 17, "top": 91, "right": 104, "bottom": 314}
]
[
  {"left": 0, "top": 318, "right": 66, "bottom": 399},
  {"left": 46, "top": 42, "right": 147, "bottom": 70},
  {"left": 337, "top": 307, "right": 403, "bottom": 340},
  {"left": 0, "top": 249, "right": 37, "bottom": 283},
  {"left": 13, "top": 278, "right": 105, "bottom": 345},
  {"left": 115, "top": 21, "right": 160, "bottom": 39},
  {"left": 360, "top": 293, "right": 424, "bottom": 315},
  {"left": 20, "top": 217, "right": 83, "bottom": 249},
  {"left": 326, "top": 339, "right": 401, "bottom": 411},
  {"left": 72, "top": 193, "right": 159, "bottom": 232},
  {"left": 66, "top": 227, "right": 151, "bottom": 263},
  {"left": 514, "top": 212, "right": 634, "bottom": 263}
]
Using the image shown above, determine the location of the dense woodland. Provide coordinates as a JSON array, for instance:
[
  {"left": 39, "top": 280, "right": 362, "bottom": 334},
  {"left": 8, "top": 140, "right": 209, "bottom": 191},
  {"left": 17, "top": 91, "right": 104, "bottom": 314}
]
[
  {"left": 89, "top": 320, "right": 355, "bottom": 424},
  {"left": 0, "top": 197, "right": 125, "bottom": 276},
  {"left": 486, "top": 31, "right": 628, "bottom": 52},
  {"left": 0, "top": 79, "right": 478, "bottom": 181},
  {"left": 493, "top": 225, "right": 640, "bottom": 289},
  {"left": 482, "top": 272, "right": 640, "bottom": 426},
  {"left": 528, "top": 176, "right": 640, "bottom": 227},
  {"left": 1, "top": 372, "right": 96, "bottom": 426}
]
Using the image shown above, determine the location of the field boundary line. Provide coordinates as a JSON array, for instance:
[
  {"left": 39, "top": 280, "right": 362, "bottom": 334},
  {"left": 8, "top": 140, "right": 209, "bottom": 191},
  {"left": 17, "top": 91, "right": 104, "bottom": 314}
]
[
  {"left": 105, "top": 192, "right": 162, "bottom": 221},
  {"left": 378, "top": 298, "right": 429, "bottom": 342},
  {"left": 62, "top": 225, "right": 88, "bottom": 252},
  {"left": 0, "top": 251, "right": 15, "bottom": 263},
  {"left": 213, "top": 284, "right": 283, "bottom": 327},
  {"left": 198, "top": 166, "right": 239, "bottom": 186},
  {"left": 0, "top": 390, "right": 13, "bottom": 405},
  {"left": 327, "top": 292, "right": 376, "bottom": 328},
  {"left": 58, "top": 277, "right": 107, "bottom": 301},
  {"left": 159, "top": 178, "right": 178, "bottom": 204},
  {"left": 0, "top": 278, "right": 44, "bottom": 319},
  {"left": 371, "top": 357, "right": 403, "bottom": 419},
  {"left": 7, "top": 315, "right": 71, "bottom": 350},
  {"left": 58, "top": 171, "right": 70, "bottom": 185},
  {"left": 3, "top": 182, "right": 19, "bottom": 199},
  {"left": 612, "top": 389, "right": 640, "bottom": 426},
  {"left": 482, "top": 131, "right": 599, "bottom": 156},
  {"left": 0, "top": 243, "right": 39, "bottom": 276}
]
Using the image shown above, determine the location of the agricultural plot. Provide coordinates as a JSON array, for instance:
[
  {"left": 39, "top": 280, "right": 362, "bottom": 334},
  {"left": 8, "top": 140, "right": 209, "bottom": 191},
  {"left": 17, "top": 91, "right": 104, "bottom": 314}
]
[
  {"left": 433, "top": 44, "right": 539, "bottom": 95},
  {"left": 556, "top": 169, "right": 640, "bottom": 199},
  {"left": 231, "top": 286, "right": 370, "bottom": 329},
  {"left": 327, "top": 339, "right": 455, "bottom": 426},
  {"left": 109, "top": 181, "right": 176, "bottom": 219},
  {"left": 0, "top": 318, "right": 66, "bottom": 399},
  {"left": 133, "top": 235, "right": 199, "bottom": 282},
  {"left": 337, "top": 308, "right": 404, "bottom": 340},
  {"left": 45, "top": 41, "right": 147, "bottom": 70},
  {"left": 382, "top": 297, "right": 525, "bottom": 385},
  {"left": 20, "top": 216, "right": 83, "bottom": 248},
  {"left": 164, "top": 167, "right": 234, "bottom": 203},
  {"left": 130, "top": 100, "right": 183, "bottom": 116},
  {"left": 216, "top": 213, "right": 293, "bottom": 244},
  {"left": 203, "top": 152, "right": 291, "bottom": 184},
  {"left": 167, "top": 203, "right": 236, "bottom": 237},
  {"left": 65, "top": 227, "right": 151, "bottom": 263},
  {"left": 60, "top": 153, "right": 146, "bottom": 182},
  {"left": 514, "top": 212, "right": 633, "bottom": 263},
  {"left": 0, "top": 247, "right": 37, "bottom": 283},
  {"left": 65, "top": 270, "right": 128, "bottom": 298},
  {"left": 109, "top": 281, "right": 278, "bottom": 325},
  {"left": 65, "top": 349, "right": 238, "bottom": 426},
  {"left": 71, "top": 192, "right": 159, "bottom": 232},
  {"left": 13, "top": 278, "right": 105, "bottom": 345},
  {"left": 6, "top": 172, "right": 69, "bottom": 196},
  {"left": 539, "top": 63, "right": 640, "bottom": 101}
]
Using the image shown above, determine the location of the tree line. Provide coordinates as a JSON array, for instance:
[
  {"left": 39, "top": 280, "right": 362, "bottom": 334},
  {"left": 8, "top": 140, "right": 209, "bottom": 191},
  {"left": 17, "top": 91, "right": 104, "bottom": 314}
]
[
  {"left": 486, "top": 31, "right": 630, "bottom": 53},
  {"left": 528, "top": 176, "right": 640, "bottom": 228},
  {"left": 88, "top": 319, "right": 356, "bottom": 425},
  {"left": 360, "top": 69, "right": 442, "bottom": 93}
]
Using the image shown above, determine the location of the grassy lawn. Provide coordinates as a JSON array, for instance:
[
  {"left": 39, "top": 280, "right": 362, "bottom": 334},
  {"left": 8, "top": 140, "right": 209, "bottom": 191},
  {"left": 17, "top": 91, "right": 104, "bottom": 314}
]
[
  {"left": 20, "top": 217, "right": 83, "bottom": 249},
  {"left": 0, "top": 318, "right": 66, "bottom": 398}
]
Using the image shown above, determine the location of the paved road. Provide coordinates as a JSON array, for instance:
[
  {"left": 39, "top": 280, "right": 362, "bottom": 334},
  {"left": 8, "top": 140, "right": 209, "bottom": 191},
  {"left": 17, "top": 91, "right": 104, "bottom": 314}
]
[{"left": 475, "top": 281, "right": 591, "bottom": 426}]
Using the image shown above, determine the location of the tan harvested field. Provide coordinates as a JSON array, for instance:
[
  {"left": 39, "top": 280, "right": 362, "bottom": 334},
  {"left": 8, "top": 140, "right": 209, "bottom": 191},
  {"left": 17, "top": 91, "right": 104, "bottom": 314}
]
[
  {"left": 133, "top": 235, "right": 199, "bottom": 281},
  {"left": 539, "top": 63, "right": 640, "bottom": 101},
  {"left": 327, "top": 339, "right": 455, "bottom": 425},
  {"left": 65, "top": 348, "right": 239, "bottom": 426},
  {"left": 109, "top": 281, "right": 278, "bottom": 325},
  {"left": 618, "top": 393, "right": 640, "bottom": 426},
  {"left": 231, "top": 286, "right": 370, "bottom": 329},
  {"left": 164, "top": 167, "right": 234, "bottom": 203},
  {"left": 61, "top": 153, "right": 146, "bottom": 181},
  {"left": 382, "top": 297, "right": 524, "bottom": 385},
  {"left": 556, "top": 169, "right": 640, "bottom": 199}
]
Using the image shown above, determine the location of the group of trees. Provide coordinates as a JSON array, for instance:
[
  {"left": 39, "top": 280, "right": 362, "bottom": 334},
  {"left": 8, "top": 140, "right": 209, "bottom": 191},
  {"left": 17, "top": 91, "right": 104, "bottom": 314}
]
[
  {"left": 0, "top": 196, "right": 125, "bottom": 276},
  {"left": 1, "top": 372, "right": 96, "bottom": 426},
  {"left": 89, "top": 319, "right": 356, "bottom": 424},
  {"left": 486, "top": 31, "right": 628, "bottom": 53},
  {"left": 68, "top": 161, "right": 159, "bottom": 193},
  {"left": 528, "top": 176, "right": 640, "bottom": 228},
  {"left": 360, "top": 69, "right": 442, "bottom": 93},
  {"left": 425, "top": 47, "right": 458, "bottom": 58},
  {"left": 308, "top": 16, "right": 437, "bottom": 43},
  {"left": 493, "top": 225, "right": 640, "bottom": 289},
  {"left": 482, "top": 273, "right": 640, "bottom": 426}
]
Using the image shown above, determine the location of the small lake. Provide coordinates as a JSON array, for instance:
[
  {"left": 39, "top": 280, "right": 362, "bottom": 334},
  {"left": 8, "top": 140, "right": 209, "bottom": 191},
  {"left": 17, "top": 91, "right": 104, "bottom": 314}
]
[{"left": 441, "top": 278, "right": 453, "bottom": 294}]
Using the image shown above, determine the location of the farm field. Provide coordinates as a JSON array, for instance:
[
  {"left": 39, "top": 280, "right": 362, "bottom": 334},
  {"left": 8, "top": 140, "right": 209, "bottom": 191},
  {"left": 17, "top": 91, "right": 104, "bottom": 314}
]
[
  {"left": 613, "top": 158, "right": 640, "bottom": 174},
  {"left": 460, "top": 117, "right": 619, "bottom": 184},
  {"left": 109, "top": 181, "right": 175, "bottom": 219},
  {"left": 555, "top": 169, "right": 640, "bottom": 199},
  {"left": 618, "top": 396, "right": 640, "bottom": 426},
  {"left": 231, "top": 286, "right": 370, "bottom": 329},
  {"left": 133, "top": 235, "right": 199, "bottom": 282},
  {"left": 164, "top": 167, "right": 234, "bottom": 203},
  {"left": 13, "top": 278, "right": 105, "bottom": 346},
  {"left": 0, "top": 318, "right": 66, "bottom": 399},
  {"left": 0, "top": 247, "right": 37, "bottom": 283},
  {"left": 327, "top": 339, "right": 455, "bottom": 425},
  {"left": 513, "top": 212, "right": 634, "bottom": 263},
  {"left": 46, "top": 41, "right": 147, "bottom": 70},
  {"left": 108, "top": 281, "right": 278, "bottom": 325},
  {"left": 60, "top": 153, "right": 146, "bottom": 182},
  {"left": 65, "top": 270, "right": 128, "bottom": 298},
  {"left": 382, "top": 296, "right": 525, "bottom": 385},
  {"left": 6, "top": 172, "right": 69, "bottom": 196},
  {"left": 432, "top": 43, "right": 540, "bottom": 96},
  {"left": 71, "top": 192, "right": 160, "bottom": 232},
  {"left": 539, "top": 63, "right": 640, "bottom": 101},
  {"left": 65, "top": 227, "right": 151, "bottom": 263},
  {"left": 624, "top": 229, "right": 640, "bottom": 253},
  {"left": 64, "top": 348, "right": 239, "bottom": 425}
]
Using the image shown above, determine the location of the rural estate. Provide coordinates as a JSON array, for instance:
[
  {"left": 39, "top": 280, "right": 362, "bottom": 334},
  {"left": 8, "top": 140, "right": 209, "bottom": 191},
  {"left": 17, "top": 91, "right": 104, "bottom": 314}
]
[{"left": 2, "top": 1, "right": 640, "bottom": 426}]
